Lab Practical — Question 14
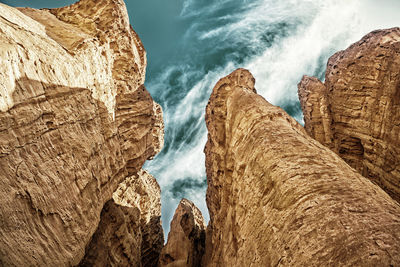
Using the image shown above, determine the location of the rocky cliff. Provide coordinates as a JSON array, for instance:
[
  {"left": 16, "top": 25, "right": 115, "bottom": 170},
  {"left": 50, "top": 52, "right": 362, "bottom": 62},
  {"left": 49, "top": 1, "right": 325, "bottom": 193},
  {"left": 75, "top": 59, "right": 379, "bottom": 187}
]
[
  {"left": 0, "top": 1, "right": 163, "bottom": 266},
  {"left": 159, "top": 198, "right": 206, "bottom": 267},
  {"left": 204, "top": 68, "right": 400, "bottom": 266},
  {"left": 2, "top": 1, "right": 400, "bottom": 265},
  {"left": 298, "top": 28, "right": 400, "bottom": 202}
]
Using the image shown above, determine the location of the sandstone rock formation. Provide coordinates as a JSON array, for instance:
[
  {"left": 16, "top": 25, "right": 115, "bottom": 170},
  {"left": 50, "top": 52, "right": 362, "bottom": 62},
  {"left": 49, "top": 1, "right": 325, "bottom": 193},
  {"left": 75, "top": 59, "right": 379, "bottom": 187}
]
[
  {"left": 204, "top": 68, "right": 400, "bottom": 266},
  {"left": 0, "top": 1, "right": 163, "bottom": 266},
  {"left": 79, "top": 198, "right": 142, "bottom": 267},
  {"left": 159, "top": 198, "right": 206, "bottom": 267},
  {"left": 80, "top": 170, "right": 163, "bottom": 267},
  {"left": 298, "top": 28, "right": 400, "bottom": 202}
]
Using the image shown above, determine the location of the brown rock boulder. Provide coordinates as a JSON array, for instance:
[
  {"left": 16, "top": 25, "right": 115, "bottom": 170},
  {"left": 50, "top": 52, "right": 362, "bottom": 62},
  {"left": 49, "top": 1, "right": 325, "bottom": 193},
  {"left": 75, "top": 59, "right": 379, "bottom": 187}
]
[
  {"left": 0, "top": 1, "right": 163, "bottom": 266},
  {"left": 298, "top": 28, "right": 400, "bottom": 202},
  {"left": 204, "top": 68, "right": 400, "bottom": 266},
  {"left": 159, "top": 198, "right": 206, "bottom": 267}
]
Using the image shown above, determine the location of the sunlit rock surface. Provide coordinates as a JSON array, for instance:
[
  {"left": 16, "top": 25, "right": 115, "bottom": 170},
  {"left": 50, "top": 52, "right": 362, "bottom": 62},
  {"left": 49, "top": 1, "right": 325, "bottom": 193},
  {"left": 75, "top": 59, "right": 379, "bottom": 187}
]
[
  {"left": 159, "top": 198, "right": 206, "bottom": 267},
  {"left": 0, "top": 0, "right": 163, "bottom": 266},
  {"left": 204, "top": 68, "right": 400, "bottom": 266},
  {"left": 299, "top": 27, "right": 400, "bottom": 203}
]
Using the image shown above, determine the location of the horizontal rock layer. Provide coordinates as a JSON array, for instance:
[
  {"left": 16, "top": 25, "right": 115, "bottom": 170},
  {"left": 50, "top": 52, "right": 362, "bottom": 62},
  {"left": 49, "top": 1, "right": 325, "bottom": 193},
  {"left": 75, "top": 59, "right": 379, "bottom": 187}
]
[
  {"left": 298, "top": 28, "right": 400, "bottom": 202},
  {"left": 0, "top": 1, "right": 163, "bottom": 266},
  {"left": 204, "top": 68, "right": 400, "bottom": 266}
]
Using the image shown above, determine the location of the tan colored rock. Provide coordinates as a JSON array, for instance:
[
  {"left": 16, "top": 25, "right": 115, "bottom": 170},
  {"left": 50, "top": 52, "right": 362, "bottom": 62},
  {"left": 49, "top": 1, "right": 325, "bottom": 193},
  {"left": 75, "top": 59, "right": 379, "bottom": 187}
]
[
  {"left": 114, "top": 169, "right": 164, "bottom": 267},
  {"left": 299, "top": 28, "right": 400, "bottom": 202},
  {"left": 80, "top": 169, "right": 163, "bottom": 267},
  {"left": 159, "top": 198, "right": 206, "bottom": 267},
  {"left": 204, "top": 68, "right": 400, "bottom": 266},
  {"left": 0, "top": 1, "right": 163, "bottom": 266},
  {"left": 79, "top": 199, "right": 142, "bottom": 267}
]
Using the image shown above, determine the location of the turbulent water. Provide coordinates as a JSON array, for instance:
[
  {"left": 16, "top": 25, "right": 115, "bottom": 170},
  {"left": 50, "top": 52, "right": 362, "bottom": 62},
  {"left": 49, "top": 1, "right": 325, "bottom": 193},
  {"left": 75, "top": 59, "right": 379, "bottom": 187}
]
[{"left": 3, "top": 0, "right": 400, "bottom": 239}]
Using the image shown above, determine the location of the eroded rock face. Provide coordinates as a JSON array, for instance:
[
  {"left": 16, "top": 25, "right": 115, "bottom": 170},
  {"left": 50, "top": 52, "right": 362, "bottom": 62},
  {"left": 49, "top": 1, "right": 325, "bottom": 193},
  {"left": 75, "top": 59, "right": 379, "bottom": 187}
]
[
  {"left": 298, "top": 28, "right": 400, "bottom": 202},
  {"left": 79, "top": 199, "right": 142, "bottom": 267},
  {"left": 80, "top": 170, "right": 163, "bottom": 267},
  {"left": 204, "top": 68, "right": 400, "bottom": 266},
  {"left": 114, "top": 169, "right": 164, "bottom": 267},
  {"left": 0, "top": 1, "right": 163, "bottom": 266},
  {"left": 159, "top": 198, "right": 206, "bottom": 267}
]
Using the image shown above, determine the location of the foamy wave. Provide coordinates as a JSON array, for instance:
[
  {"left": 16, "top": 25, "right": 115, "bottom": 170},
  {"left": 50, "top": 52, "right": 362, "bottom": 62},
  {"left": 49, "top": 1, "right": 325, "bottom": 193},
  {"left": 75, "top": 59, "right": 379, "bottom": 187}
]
[{"left": 246, "top": 0, "right": 361, "bottom": 106}]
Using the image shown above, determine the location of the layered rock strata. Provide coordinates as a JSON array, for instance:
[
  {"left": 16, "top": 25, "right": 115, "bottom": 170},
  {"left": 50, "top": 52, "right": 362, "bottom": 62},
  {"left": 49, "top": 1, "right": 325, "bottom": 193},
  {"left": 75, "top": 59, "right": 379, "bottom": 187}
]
[
  {"left": 80, "top": 170, "right": 163, "bottom": 267},
  {"left": 159, "top": 198, "right": 206, "bottom": 267},
  {"left": 298, "top": 28, "right": 400, "bottom": 202},
  {"left": 204, "top": 68, "right": 400, "bottom": 266},
  {"left": 0, "top": 1, "right": 163, "bottom": 266}
]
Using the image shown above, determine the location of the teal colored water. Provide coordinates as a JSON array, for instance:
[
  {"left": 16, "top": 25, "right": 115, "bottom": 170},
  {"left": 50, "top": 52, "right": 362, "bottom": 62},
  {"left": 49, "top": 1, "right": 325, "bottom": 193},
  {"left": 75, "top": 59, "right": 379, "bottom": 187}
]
[{"left": 2, "top": 0, "right": 400, "bottom": 239}]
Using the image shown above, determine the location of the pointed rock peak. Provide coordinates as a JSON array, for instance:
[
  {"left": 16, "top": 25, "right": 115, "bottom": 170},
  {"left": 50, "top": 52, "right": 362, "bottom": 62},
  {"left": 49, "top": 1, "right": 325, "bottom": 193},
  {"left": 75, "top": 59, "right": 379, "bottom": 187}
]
[
  {"left": 159, "top": 198, "right": 206, "bottom": 267},
  {"left": 178, "top": 198, "right": 206, "bottom": 232},
  {"left": 298, "top": 75, "right": 333, "bottom": 148},
  {"left": 212, "top": 68, "right": 256, "bottom": 95}
]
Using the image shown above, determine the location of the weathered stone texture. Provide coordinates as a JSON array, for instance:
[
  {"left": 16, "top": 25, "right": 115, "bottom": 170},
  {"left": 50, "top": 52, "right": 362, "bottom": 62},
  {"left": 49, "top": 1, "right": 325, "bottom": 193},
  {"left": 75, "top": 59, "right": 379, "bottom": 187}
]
[
  {"left": 0, "top": 1, "right": 163, "bottom": 266},
  {"left": 204, "top": 68, "right": 400, "bottom": 266},
  {"left": 79, "top": 199, "right": 142, "bottom": 267},
  {"left": 114, "top": 169, "right": 164, "bottom": 267},
  {"left": 299, "top": 28, "right": 400, "bottom": 202},
  {"left": 80, "top": 170, "right": 163, "bottom": 267},
  {"left": 159, "top": 198, "right": 206, "bottom": 267}
]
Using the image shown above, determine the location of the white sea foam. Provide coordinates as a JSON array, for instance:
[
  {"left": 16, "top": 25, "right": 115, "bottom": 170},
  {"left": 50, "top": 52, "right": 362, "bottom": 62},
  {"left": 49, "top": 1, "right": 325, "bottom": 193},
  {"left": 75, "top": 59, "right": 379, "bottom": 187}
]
[{"left": 246, "top": 0, "right": 361, "bottom": 106}]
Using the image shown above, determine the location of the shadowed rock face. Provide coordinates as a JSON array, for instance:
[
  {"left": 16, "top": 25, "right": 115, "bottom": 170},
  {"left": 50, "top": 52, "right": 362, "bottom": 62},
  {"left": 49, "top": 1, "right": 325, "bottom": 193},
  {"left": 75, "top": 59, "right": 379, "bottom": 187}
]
[
  {"left": 204, "top": 68, "right": 400, "bottom": 266},
  {"left": 159, "top": 199, "right": 206, "bottom": 267},
  {"left": 0, "top": 1, "right": 163, "bottom": 266},
  {"left": 113, "top": 169, "right": 164, "bottom": 267},
  {"left": 298, "top": 28, "right": 400, "bottom": 203},
  {"left": 79, "top": 199, "right": 142, "bottom": 267},
  {"left": 80, "top": 170, "right": 163, "bottom": 267}
]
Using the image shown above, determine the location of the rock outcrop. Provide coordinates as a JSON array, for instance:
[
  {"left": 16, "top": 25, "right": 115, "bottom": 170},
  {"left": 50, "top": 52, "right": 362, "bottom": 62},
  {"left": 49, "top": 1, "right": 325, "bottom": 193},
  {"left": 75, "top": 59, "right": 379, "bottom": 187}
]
[
  {"left": 159, "top": 198, "right": 206, "bottom": 267},
  {"left": 79, "top": 198, "right": 142, "bottom": 267},
  {"left": 0, "top": 1, "right": 163, "bottom": 266},
  {"left": 80, "top": 170, "right": 163, "bottom": 267},
  {"left": 204, "top": 68, "right": 400, "bottom": 266},
  {"left": 298, "top": 28, "right": 400, "bottom": 202}
]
